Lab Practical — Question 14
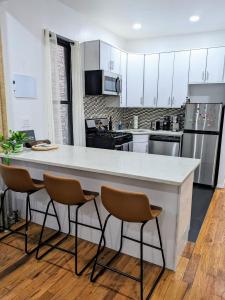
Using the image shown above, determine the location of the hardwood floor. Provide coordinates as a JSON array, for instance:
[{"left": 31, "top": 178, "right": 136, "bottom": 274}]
[{"left": 0, "top": 187, "right": 225, "bottom": 299}]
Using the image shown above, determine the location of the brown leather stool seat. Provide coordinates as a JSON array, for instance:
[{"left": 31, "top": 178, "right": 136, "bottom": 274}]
[
  {"left": 91, "top": 186, "right": 165, "bottom": 300},
  {"left": 0, "top": 163, "right": 58, "bottom": 255},
  {"left": 36, "top": 173, "right": 105, "bottom": 276}
]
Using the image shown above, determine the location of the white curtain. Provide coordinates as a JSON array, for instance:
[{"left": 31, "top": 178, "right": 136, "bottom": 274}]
[
  {"left": 71, "top": 42, "right": 86, "bottom": 147},
  {"left": 44, "top": 29, "right": 63, "bottom": 144}
]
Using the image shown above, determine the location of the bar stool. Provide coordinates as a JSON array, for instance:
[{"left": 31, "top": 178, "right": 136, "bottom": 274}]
[
  {"left": 0, "top": 163, "right": 61, "bottom": 254},
  {"left": 90, "top": 185, "right": 165, "bottom": 300},
  {"left": 36, "top": 173, "right": 105, "bottom": 276}
]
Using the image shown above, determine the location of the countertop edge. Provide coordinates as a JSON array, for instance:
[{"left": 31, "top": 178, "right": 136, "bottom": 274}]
[{"left": 0, "top": 152, "right": 200, "bottom": 186}]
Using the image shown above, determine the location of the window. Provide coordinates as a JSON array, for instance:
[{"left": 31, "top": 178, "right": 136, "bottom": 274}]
[{"left": 56, "top": 38, "right": 73, "bottom": 145}]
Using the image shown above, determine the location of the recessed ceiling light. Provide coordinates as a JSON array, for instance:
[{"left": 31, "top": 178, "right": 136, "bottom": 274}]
[
  {"left": 189, "top": 15, "right": 200, "bottom": 22},
  {"left": 133, "top": 23, "right": 142, "bottom": 30}
]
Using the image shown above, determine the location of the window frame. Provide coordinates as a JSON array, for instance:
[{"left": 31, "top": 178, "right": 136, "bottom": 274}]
[{"left": 57, "top": 37, "right": 74, "bottom": 145}]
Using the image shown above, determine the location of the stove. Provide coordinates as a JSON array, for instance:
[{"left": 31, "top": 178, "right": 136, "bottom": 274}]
[{"left": 85, "top": 118, "right": 133, "bottom": 151}]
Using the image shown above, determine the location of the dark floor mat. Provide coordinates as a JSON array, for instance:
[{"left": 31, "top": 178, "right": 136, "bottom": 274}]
[{"left": 188, "top": 184, "right": 214, "bottom": 242}]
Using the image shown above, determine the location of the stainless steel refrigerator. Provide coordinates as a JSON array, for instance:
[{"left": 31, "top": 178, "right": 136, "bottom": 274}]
[{"left": 182, "top": 103, "right": 223, "bottom": 187}]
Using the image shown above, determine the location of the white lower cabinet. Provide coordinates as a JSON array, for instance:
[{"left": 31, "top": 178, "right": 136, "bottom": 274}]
[{"left": 132, "top": 134, "right": 149, "bottom": 153}]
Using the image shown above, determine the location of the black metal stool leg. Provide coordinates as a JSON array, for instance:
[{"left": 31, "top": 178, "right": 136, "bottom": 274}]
[
  {"left": 146, "top": 217, "right": 165, "bottom": 300},
  {"left": 0, "top": 188, "right": 8, "bottom": 231},
  {"left": 90, "top": 213, "right": 112, "bottom": 282},
  {"left": 93, "top": 199, "right": 106, "bottom": 248},
  {"left": 74, "top": 204, "right": 81, "bottom": 275},
  {"left": 28, "top": 194, "right": 32, "bottom": 222},
  {"left": 51, "top": 200, "right": 61, "bottom": 233},
  {"left": 140, "top": 222, "right": 146, "bottom": 300},
  {"left": 24, "top": 193, "right": 30, "bottom": 254},
  {"left": 90, "top": 217, "right": 124, "bottom": 282},
  {"left": 36, "top": 199, "right": 61, "bottom": 260}
]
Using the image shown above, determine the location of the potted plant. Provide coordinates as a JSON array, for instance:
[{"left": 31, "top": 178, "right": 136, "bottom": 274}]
[
  {"left": 7, "top": 130, "right": 28, "bottom": 153},
  {"left": 0, "top": 134, "right": 13, "bottom": 165}
]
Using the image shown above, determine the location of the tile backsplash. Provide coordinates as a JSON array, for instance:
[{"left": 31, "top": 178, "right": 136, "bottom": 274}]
[{"left": 84, "top": 96, "right": 185, "bottom": 129}]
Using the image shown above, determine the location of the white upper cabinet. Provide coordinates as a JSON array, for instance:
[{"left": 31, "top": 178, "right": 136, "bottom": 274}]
[
  {"left": 111, "top": 47, "right": 121, "bottom": 74},
  {"left": 120, "top": 51, "right": 127, "bottom": 107},
  {"left": 84, "top": 40, "right": 121, "bottom": 73},
  {"left": 100, "top": 41, "right": 111, "bottom": 72},
  {"left": 144, "top": 54, "right": 159, "bottom": 107},
  {"left": 157, "top": 52, "right": 174, "bottom": 107},
  {"left": 189, "top": 49, "right": 207, "bottom": 83},
  {"left": 100, "top": 41, "right": 121, "bottom": 74},
  {"left": 172, "top": 51, "right": 190, "bottom": 108},
  {"left": 206, "top": 47, "right": 225, "bottom": 83},
  {"left": 127, "top": 54, "right": 144, "bottom": 107}
]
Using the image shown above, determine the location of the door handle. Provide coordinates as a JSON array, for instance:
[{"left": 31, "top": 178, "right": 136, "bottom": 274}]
[
  {"left": 168, "top": 97, "right": 171, "bottom": 106},
  {"left": 206, "top": 71, "right": 209, "bottom": 81}
]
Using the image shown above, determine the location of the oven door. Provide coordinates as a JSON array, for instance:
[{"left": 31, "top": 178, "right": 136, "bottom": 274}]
[{"left": 103, "top": 71, "right": 121, "bottom": 96}]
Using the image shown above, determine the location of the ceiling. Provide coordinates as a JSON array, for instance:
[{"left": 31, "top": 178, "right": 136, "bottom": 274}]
[{"left": 60, "top": 0, "right": 225, "bottom": 40}]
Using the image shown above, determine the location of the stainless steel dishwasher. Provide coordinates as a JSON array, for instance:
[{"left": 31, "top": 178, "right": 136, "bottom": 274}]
[{"left": 149, "top": 135, "right": 181, "bottom": 157}]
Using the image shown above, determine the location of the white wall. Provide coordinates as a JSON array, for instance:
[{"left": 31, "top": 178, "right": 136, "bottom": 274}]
[
  {"left": 0, "top": 0, "right": 125, "bottom": 139},
  {"left": 126, "top": 30, "right": 225, "bottom": 53}
]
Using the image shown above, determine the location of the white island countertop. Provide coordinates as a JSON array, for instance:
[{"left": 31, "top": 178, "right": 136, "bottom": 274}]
[{"left": 1, "top": 145, "right": 200, "bottom": 186}]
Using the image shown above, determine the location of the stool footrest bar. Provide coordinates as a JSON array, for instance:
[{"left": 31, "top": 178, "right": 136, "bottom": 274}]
[
  {"left": 122, "top": 234, "right": 162, "bottom": 251},
  {"left": 96, "top": 262, "right": 141, "bottom": 282}
]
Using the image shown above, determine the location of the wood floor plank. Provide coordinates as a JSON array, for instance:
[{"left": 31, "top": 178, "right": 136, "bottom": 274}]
[{"left": 0, "top": 186, "right": 225, "bottom": 299}]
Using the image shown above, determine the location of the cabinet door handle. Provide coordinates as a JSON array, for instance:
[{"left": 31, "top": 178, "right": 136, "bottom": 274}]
[
  {"left": 168, "top": 96, "right": 171, "bottom": 106},
  {"left": 207, "top": 71, "right": 209, "bottom": 81},
  {"left": 111, "top": 60, "right": 114, "bottom": 71},
  {"left": 172, "top": 96, "right": 175, "bottom": 106}
]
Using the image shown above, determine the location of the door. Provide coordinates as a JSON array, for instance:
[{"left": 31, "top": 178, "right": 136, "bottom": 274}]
[
  {"left": 189, "top": 49, "right": 207, "bottom": 83},
  {"left": 157, "top": 52, "right": 174, "bottom": 107},
  {"left": 111, "top": 47, "right": 121, "bottom": 74},
  {"left": 100, "top": 41, "right": 111, "bottom": 72},
  {"left": 120, "top": 51, "right": 127, "bottom": 107},
  {"left": 206, "top": 47, "right": 225, "bottom": 83},
  {"left": 182, "top": 133, "right": 219, "bottom": 186},
  {"left": 127, "top": 54, "right": 144, "bottom": 107},
  {"left": 144, "top": 54, "right": 159, "bottom": 107},
  {"left": 172, "top": 51, "right": 190, "bottom": 108}
]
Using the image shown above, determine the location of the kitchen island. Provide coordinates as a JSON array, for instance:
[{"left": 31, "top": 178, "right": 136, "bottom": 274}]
[{"left": 0, "top": 146, "right": 200, "bottom": 270}]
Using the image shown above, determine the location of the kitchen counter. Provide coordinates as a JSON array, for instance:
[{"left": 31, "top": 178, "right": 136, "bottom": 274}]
[
  {"left": 116, "top": 129, "right": 183, "bottom": 137},
  {"left": 0, "top": 145, "right": 199, "bottom": 185},
  {"left": 0, "top": 145, "right": 200, "bottom": 271}
]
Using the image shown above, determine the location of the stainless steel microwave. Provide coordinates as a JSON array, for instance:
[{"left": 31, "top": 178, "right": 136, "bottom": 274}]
[{"left": 85, "top": 70, "right": 122, "bottom": 96}]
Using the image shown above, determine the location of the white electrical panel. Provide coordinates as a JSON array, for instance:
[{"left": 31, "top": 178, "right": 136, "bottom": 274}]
[{"left": 13, "top": 74, "right": 37, "bottom": 98}]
